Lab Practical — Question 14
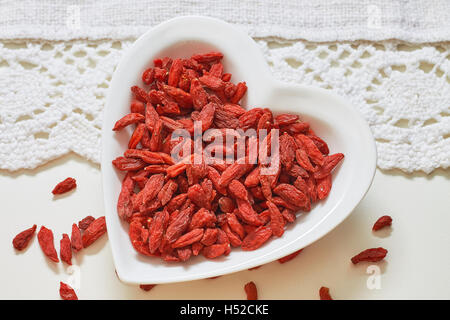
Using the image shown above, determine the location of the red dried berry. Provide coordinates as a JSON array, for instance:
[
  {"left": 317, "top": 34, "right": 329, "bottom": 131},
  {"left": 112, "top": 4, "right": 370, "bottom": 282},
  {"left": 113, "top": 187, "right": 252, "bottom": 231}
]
[
  {"left": 372, "top": 215, "right": 392, "bottom": 231},
  {"left": 82, "top": 216, "right": 107, "bottom": 248},
  {"left": 12, "top": 224, "right": 36, "bottom": 251},
  {"left": 112, "top": 113, "right": 145, "bottom": 131},
  {"left": 241, "top": 226, "right": 272, "bottom": 251},
  {"left": 71, "top": 223, "right": 83, "bottom": 252},
  {"left": 244, "top": 281, "right": 258, "bottom": 300},
  {"left": 112, "top": 157, "right": 147, "bottom": 171},
  {"left": 202, "top": 243, "right": 229, "bottom": 259},
  {"left": 351, "top": 247, "right": 388, "bottom": 264},
  {"left": 52, "top": 177, "right": 77, "bottom": 195},
  {"left": 278, "top": 249, "right": 303, "bottom": 263},
  {"left": 60, "top": 233, "right": 72, "bottom": 265},
  {"left": 139, "top": 284, "right": 156, "bottom": 292},
  {"left": 59, "top": 282, "right": 78, "bottom": 300},
  {"left": 78, "top": 215, "right": 96, "bottom": 231},
  {"left": 319, "top": 286, "right": 333, "bottom": 300},
  {"left": 37, "top": 226, "right": 59, "bottom": 262}
]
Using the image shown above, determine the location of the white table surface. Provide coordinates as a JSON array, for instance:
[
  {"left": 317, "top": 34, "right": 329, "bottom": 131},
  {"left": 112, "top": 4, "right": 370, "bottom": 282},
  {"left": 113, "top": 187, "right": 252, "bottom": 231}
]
[{"left": 1, "top": 153, "right": 449, "bottom": 300}]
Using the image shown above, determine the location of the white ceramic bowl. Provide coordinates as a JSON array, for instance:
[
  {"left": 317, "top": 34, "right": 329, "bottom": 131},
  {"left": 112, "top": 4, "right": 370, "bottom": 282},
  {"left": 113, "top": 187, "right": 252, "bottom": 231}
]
[{"left": 102, "top": 16, "right": 377, "bottom": 284}]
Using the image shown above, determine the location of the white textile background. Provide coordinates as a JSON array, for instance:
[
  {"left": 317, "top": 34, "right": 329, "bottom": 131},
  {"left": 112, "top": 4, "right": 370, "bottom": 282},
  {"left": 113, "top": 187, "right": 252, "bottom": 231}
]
[
  {"left": 1, "top": 0, "right": 450, "bottom": 42},
  {"left": 0, "top": 1, "right": 449, "bottom": 173}
]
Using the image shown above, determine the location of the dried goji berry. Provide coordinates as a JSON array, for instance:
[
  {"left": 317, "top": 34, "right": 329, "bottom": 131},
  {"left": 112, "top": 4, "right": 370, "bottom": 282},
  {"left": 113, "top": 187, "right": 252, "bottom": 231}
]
[
  {"left": 139, "top": 284, "right": 156, "bottom": 292},
  {"left": 71, "top": 223, "right": 83, "bottom": 252},
  {"left": 142, "top": 68, "right": 155, "bottom": 85},
  {"left": 244, "top": 281, "right": 258, "bottom": 300},
  {"left": 60, "top": 233, "right": 72, "bottom": 265},
  {"left": 131, "top": 85, "right": 150, "bottom": 103},
  {"left": 172, "top": 228, "right": 204, "bottom": 248},
  {"left": 228, "top": 180, "right": 248, "bottom": 201},
  {"left": 279, "top": 133, "right": 296, "bottom": 170},
  {"left": 147, "top": 210, "right": 169, "bottom": 253},
  {"left": 316, "top": 175, "right": 332, "bottom": 200},
  {"left": 266, "top": 201, "right": 285, "bottom": 237},
  {"left": 351, "top": 247, "right": 388, "bottom": 264},
  {"left": 60, "top": 282, "right": 78, "bottom": 300},
  {"left": 112, "top": 156, "right": 147, "bottom": 171},
  {"left": 278, "top": 249, "right": 303, "bottom": 263},
  {"left": 218, "top": 159, "right": 253, "bottom": 187},
  {"left": 12, "top": 224, "right": 36, "bottom": 251},
  {"left": 189, "top": 208, "right": 217, "bottom": 230},
  {"left": 112, "top": 113, "right": 145, "bottom": 131},
  {"left": 372, "top": 215, "right": 393, "bottom": 231},
  {"left": 128, "top": 123, "right": 146, "bottom": 149},
  {"left": 177, "top": 247, "right": 192, "bottom": 261},
  {"left": 37, "top": 226, "right": 59, "bottom": 262},
  {"left": 201, "top": 228, "right": 219, "bottom": 246},
  {"left": 221, "top": 223, "right": 242, "bottom": 247},
  {"left": 157, "top": 179, "right": 178, "bottom": 206},
  {"left": 140, "top": 173, "right": 165, "bottom": 207},
  {"left": 236, "top": 198, "right": 263, "bottom": 226},
  {"left": 230, "top": 82, "right": 247, "bottom": 104},
  {"left": 273, "top": 183, "right": 309, "bottom": 209},
  {"left": 313, "top": 153, "right": 344, "bottom": 180},
  {"left": 202, "top": 243, "right": 229, "bottom": 259},
  {"left": 191, "top": 51, "right": 223, "bottom": 63},
  {"left": 190, "top": 78, "right": 208, "bottom": 110},
  {"left": 117, "top": 173, "right": 134, "bottom": 221},
  {"left": 274, "top": 114, "right": 299, "bottom": 126},
  {"left": 319, "top": 286, "right": 333, "bottom": 300},
  {"left": 295, "top": 148, "right": 315, "bottom": 172},
  {"left": 241, "top": 226, "right": 272, "bottom": 251},
  {"left": 82, "top": 216, "right": 107, "bottom": 248},
  {"left": 130, "top": 99, "right": 145, "bottom": 114},
  {"left": 168, "top": 58, "right": 183, "bottom": 87},
  {"left": 165, "top": 204, "right": 195, "bottom": 243},
  {"left": 192, "top": 241, "right": 204, "bottom": 255},
  {"left": 78, "top": 215, "right": 96, "bottom": 231},
  {"left": 226, "top": 213, "right": 245, "bottom": 239},
  {"left": 295, "top": 134, "right": 325, "bottom": 166},
  {"left": 52, "top": 177, "right": 77, "bottom": 195}
]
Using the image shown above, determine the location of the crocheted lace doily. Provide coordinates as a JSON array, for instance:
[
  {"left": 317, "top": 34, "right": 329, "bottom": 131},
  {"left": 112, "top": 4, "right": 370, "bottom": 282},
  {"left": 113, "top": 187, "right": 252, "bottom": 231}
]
[{"left": 0, "top": 39, "right": 448, "bottom": 173}]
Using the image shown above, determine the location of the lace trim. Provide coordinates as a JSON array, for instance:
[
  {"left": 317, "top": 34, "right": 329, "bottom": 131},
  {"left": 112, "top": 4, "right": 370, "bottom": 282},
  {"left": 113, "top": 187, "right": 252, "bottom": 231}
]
[{"left": 0, "top": 39, "right": 448, "bottom": 172}]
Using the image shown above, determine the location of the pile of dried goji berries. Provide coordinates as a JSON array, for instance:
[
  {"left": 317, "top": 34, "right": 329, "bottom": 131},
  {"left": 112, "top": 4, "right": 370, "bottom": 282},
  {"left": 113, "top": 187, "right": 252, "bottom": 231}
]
[{"left": 112, "top": 51, "right": 345, "bottom": 263}]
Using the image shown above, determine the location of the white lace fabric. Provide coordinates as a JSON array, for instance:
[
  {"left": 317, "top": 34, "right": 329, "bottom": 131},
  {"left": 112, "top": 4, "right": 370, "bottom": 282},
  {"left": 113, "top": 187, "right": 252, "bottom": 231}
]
[{"left": 0, "top": 38, "right": 448, "bottom": 173}]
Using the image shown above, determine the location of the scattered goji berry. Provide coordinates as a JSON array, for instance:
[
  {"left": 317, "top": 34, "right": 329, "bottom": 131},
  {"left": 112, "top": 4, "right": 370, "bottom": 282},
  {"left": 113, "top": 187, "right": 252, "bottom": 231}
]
[
  {"left": 81, "top": 216, "right": 107, "bottom": 248},
  {"left": 139, "top": 284, "right": 156, "bottom": 292},
  {"left": 12, "top": 224, "right": 37, "bottom": 251},
  {"left": 244, "top": 281, "right": 258, "bottom": 300},
  {"left": 372, "top": 215, "right": 393, "bottom": 231},
  {"left": 319, "top": 286, "right": 333, "bottom": 300},
  {"left": 52, "top": 177, "right": 77, "bottom": 195},
  {"left": 351, "top": 247, "right": 388, "bottom": 264},
  {"left": 278, "top": 249, "right": 303, "bottom": 263},
  {"left": 37, "top": 226, "right": 59, "bottom": 262},
  {"left": 78, "top": 215, "right": 95, "bottom": 231},
  {"left": 71, "top": 223, "right": 83, "bottom": 252},
  {"left": 60, "top": 282, "right": 78, "bottom": 300}
]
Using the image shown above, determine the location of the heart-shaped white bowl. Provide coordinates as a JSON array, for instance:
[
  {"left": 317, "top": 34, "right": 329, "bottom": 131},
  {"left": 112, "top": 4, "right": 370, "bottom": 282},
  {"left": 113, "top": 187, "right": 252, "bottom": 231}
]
[{"left": 102, "top": 16, "right": 377, "bottom": 284}]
